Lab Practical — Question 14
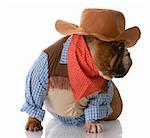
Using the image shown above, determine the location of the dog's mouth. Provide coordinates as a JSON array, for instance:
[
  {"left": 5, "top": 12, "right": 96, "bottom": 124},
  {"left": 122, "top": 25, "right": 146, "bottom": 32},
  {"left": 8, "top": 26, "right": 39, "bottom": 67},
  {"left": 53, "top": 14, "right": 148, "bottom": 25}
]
[{"left": 110, "top": 49, "right": 132, "bottom": 78}]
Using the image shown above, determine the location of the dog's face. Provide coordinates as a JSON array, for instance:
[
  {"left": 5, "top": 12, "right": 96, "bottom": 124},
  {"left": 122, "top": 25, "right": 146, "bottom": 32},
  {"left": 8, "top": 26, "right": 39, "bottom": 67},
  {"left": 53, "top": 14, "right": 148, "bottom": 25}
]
[{"left": 85, "top": 36, "right": 132, "bottom": 80}]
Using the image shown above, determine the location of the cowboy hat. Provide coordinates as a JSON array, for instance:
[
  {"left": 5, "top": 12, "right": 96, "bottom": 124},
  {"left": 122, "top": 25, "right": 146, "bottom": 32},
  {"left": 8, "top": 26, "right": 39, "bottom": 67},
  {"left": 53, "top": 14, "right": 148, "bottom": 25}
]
[{"left": 55, "top": 8, "right": 141, "bottom": 48}]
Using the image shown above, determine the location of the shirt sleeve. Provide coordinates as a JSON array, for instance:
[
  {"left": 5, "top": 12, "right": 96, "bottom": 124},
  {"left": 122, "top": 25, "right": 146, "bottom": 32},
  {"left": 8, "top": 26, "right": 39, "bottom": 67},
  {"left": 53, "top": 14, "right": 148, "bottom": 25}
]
[
  {"left": 21, "top": 52, "right": 48, "bottom": 121},
  {"left": 84, "top": 81, "right": 114, "bottom": 123}
]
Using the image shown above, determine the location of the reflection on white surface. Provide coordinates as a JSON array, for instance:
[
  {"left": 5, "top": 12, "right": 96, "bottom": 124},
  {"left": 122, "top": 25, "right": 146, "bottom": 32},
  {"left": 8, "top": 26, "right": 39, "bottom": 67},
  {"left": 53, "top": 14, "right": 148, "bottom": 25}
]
[
  {"left": 45, "top": 119, "right": 122, "bottom": 138},
  {"left": 25, "top": 131, "right": 43, "bottom": 138}
]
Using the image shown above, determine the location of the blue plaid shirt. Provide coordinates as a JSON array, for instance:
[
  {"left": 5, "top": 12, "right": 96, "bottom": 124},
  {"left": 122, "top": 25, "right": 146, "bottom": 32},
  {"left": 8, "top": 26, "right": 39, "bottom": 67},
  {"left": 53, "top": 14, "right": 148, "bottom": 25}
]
[{"left": 21, "top": 37, "right": 114, "bottom": 124}]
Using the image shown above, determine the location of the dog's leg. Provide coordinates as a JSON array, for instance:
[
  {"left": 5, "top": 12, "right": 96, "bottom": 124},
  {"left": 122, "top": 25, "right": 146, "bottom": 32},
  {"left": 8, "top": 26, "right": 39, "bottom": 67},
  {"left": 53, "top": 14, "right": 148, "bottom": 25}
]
[
  {"left": 85, "top": 120, "right": 103, "bottom": 133},
  {"left": 25, "top": 116, "right": 43, "bottom": 131},
  {"left": 20, "top": 52, "right": 49, "bottom": 131}
]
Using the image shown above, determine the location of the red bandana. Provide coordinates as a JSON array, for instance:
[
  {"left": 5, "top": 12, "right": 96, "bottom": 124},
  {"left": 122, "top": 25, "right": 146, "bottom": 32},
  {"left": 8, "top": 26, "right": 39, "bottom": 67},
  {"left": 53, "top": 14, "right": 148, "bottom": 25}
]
[{"left": 68, "top": 34, "right": 105, "bottom": 101}]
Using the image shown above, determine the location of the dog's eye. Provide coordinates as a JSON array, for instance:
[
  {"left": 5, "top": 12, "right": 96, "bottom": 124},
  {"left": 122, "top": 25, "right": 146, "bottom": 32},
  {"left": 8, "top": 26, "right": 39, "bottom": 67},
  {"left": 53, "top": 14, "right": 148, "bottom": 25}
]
[
  {"left": 116, "top": 43, "right": 125, "bottom": 51},
  {"left": 118, "top": 45, "right": 123, "bottom": 50}
]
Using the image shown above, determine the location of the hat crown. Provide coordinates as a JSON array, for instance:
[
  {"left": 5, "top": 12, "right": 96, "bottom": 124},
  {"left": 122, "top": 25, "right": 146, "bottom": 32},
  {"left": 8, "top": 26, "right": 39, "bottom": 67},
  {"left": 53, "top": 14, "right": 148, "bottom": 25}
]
[
  {"left": 80, "top": 9, "right": 125, "bottom": 38},
  {"left": 55, "top": 8, "right": 140, "bottom": 47}
]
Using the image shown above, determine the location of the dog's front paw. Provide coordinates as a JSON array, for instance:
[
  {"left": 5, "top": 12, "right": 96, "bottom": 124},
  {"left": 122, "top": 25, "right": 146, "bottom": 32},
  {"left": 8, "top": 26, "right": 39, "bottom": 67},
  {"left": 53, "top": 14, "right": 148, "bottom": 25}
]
[
  {"left": 25, "top": 117, "right": 43, "bottom": 132},
  {"left": 85, "top": 121, "right": 103, "bottom": 133}
]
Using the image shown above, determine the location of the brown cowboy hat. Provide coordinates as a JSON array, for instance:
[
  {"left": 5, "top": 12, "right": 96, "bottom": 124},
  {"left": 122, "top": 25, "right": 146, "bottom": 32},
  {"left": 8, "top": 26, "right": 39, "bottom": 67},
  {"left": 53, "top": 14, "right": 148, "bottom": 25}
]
[{"left": 55, "top": 8, "right": 141, "bottom": 48}]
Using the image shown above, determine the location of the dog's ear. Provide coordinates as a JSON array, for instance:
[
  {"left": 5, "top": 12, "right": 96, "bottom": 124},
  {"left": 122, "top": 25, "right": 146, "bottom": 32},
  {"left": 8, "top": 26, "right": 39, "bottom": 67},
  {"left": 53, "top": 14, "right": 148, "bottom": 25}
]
[
  {"left": 84, "top": 35, "right": 102, "bottom": 47},
  {"left": 84, "top": 35, "right": 102, "bottom": 54},
  {"left": 84, "top": 35, "right": 95, "bottom": 43}
]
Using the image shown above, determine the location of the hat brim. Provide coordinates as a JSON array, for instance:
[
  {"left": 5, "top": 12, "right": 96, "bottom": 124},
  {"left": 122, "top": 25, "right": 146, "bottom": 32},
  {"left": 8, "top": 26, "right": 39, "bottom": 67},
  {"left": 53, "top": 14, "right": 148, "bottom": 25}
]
[{"left": 55, "top": 20, "right": 141, "bottom": 48}]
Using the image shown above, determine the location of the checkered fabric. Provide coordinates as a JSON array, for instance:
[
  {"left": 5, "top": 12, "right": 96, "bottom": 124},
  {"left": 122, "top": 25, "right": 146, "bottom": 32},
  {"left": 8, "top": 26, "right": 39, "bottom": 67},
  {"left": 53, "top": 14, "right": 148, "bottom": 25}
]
[
  {"left": 49, "top": 81, "right": 113, "bottom": 125},
  {"left": 50, "top": 112, "right": 85, "bottom": 125},
  {"left": 60, "top": 36, "right": 72, "bottom": 64},
  {"left": 21, "top": 52, "right": 48, "bottom": 121},
  {"left": 84, "top": 80, "right": 113, "bottom": 123}
]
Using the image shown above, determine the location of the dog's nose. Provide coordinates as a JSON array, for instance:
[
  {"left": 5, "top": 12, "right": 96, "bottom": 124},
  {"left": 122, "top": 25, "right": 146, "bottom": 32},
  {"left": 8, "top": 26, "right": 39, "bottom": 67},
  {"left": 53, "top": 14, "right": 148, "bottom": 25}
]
[{"left": 124, "top": 49, "right": 130, "bottom": 57}]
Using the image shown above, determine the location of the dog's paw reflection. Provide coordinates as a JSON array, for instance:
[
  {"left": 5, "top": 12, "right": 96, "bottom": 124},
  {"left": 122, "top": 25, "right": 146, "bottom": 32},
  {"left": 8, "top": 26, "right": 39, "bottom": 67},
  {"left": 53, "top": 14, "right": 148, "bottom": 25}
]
[
  {"left": 25, "top": 130, "right": 43, "bottom": 138},
  {"left": 45, "top": 119, "right": 122, "bottom": 138}
]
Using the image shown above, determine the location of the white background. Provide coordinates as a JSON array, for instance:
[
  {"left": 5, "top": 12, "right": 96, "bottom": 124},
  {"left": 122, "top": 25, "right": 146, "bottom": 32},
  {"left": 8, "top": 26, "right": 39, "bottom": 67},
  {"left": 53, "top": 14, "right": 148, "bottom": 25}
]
[{"left": 0, "top": 0, "right": 150, "bottom": 138}]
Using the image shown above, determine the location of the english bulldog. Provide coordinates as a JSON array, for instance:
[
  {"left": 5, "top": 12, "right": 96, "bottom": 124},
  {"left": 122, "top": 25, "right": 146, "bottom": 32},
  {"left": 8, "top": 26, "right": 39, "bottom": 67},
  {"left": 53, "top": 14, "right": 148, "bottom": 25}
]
[
  {"left": 21, "top": 8, "right": 140, "bottom": 133},
  {"left": 24, "top": 35, "right": 132, "bottom": 133}
]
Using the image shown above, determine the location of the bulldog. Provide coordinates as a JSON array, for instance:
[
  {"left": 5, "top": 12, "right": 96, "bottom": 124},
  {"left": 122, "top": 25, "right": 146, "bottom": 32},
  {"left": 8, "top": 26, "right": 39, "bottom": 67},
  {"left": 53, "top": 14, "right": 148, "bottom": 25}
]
[{"left": 21, "top": 9, "right": 140, "bottom": 133}]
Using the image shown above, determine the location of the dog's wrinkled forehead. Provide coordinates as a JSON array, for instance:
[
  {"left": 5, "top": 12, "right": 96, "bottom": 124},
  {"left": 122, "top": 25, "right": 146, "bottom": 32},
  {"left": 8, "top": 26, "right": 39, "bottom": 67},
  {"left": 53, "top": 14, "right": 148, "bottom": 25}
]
[{"left": 84, "top": 35, "right": 125, "bottom": 56}]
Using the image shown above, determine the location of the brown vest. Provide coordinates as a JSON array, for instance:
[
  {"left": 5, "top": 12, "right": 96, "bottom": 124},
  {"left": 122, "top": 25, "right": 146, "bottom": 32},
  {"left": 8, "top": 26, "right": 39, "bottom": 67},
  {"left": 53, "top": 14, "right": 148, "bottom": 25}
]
[
  {"left": 44, "top": 36, "right": 69, "bottom": 78},
  {"left": 43, "top": 37, "right": 99, "bottom": 117}
]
